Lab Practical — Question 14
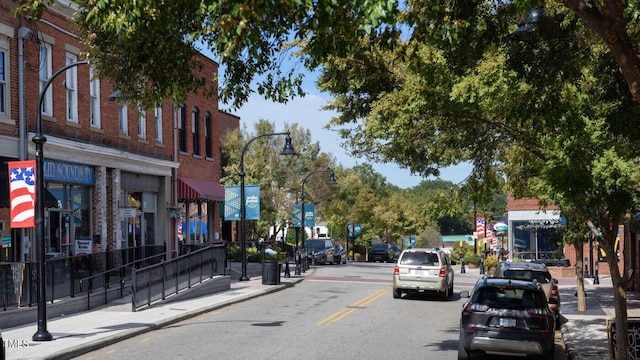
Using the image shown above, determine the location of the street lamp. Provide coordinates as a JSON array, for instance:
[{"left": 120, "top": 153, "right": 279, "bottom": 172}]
[
  {"left": 239, "top": 131, "right": 297, "bottom": 281},
  {"left": 296, "top": 168, "right": 337, "bottom": 275},
  {"left": 33, "top": 60, "right": 88, "bottom": 341}
]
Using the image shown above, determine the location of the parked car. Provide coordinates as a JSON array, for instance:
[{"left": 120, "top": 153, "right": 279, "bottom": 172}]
[
  {"left": 368, "top": 243, "right": 394, "bottom": 263},
  {"left": 458, "top": 277, "right": 556, "bottom": 360},
  {"left": 392, "top": 248, "right": 454, "bottom": 299},
  {"left": 333, "top": 243, "right": 347, "bottom": 264},
  {"left": 391, "top": 246, "right": 401, "bottom": 262},
  {"left": 304, "top": 239, "right": 335, "bottom": 265},
  {"left": 493, "top": 261, "right": 561, "bottom": 323}
]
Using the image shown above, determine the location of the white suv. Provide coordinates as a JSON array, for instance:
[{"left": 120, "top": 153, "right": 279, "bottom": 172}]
[{"left": 393, "top": 248, "right": 455, "bottom": 299}]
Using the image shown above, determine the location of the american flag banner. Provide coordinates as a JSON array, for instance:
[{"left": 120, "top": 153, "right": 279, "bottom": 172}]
[
  {"left": 8, "top": 160, "right": 36, "bottom": 228},
  {"left": 476, "top": 217, "right": 485, "bottom": 237},
  {"left": 487, "top": 226, "right": 498, "bottom": 249}
]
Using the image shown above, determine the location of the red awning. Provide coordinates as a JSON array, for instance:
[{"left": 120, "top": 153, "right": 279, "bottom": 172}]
[{"left": 177, "top": 176, "right": 224, "bottom": 202}]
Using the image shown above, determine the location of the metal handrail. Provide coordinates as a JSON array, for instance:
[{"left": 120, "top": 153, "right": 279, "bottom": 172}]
[{"left": 78, "top": 252, "right": 166, "bottom": 310}]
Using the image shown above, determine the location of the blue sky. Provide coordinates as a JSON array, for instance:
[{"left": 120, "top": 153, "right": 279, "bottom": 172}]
[{"left": 231, "top": 87, "right": 472, "bottom": 189}]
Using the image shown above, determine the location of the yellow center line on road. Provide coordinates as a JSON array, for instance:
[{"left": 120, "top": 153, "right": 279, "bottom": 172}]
[{"left": 317, "top": 286, "right": 391, "bottom": 326}]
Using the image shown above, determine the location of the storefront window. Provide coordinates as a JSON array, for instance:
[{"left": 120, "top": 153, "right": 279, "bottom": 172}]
[
  {"left": 512, "top": 220, "right": 559, "bottom": 261},
  {"left": 47, "top": 183, "right": 91, "bottom": 255}
]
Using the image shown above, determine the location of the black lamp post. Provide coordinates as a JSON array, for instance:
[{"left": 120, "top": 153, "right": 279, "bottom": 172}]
[
  {"left": 33, "top": 60, "right": 88, "bottom": 341},
  {"left": 296, "top": 168, "right": 337, "bottom": 273},
  {"left": 239, "top": 131, "right": 297, "bottom": 281}
]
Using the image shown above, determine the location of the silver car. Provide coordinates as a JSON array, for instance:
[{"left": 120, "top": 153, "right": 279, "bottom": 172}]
[{"left": 392, "top": 248, "right": 455, "bottom": 299}]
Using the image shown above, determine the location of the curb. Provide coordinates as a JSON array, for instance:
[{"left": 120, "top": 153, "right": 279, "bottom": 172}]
[{"left": 561, "top": 322, "right": 579, "bottom": 360}]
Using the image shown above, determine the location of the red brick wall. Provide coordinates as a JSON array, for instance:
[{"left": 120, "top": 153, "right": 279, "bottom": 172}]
[{"left": 506, "top": 194, "right": 560, "bottom": 211}]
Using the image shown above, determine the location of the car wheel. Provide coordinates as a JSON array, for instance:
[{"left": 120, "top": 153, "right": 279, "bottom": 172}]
[
  {"left": 393, "top": 288, "right": 401, "bottom": 299},
  {"left": 457, "top": 339, "right": 469, "bottom": 360},
  {"left": 539, "top": 347, "right": 555, "bottom": 360},
  {"left": 442, "top": 285, "right": 450, "bottom": 299}
]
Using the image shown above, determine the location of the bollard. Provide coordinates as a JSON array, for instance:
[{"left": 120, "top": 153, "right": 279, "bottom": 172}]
[
  {"left": 284, "top": 258, "right": 291, "bottom": 278},
  {"left": 479, "top": 259, "right": 484, "bottom": 275},
  {"left": 585, "top": 262, "right": 589, "bottom": 278},
  {"left": 594, "top": 262, "right": 600, "bottom": 285},
  {"left": 295, "top": 251, "right": 301, "bottom": 275},
  {"left": 461, "top": 255, "right": 466, "bottom": 274}
]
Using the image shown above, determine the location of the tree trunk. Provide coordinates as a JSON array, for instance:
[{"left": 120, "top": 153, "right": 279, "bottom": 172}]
[
  {"left": 574, "top": 241, "right": 587, "bottom": 312},
  {"left": 603, "top": 227, "right": 629, "bottom": 360}
]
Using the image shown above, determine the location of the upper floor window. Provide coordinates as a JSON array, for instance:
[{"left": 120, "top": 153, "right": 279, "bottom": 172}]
[
  {"left": 192, "top": 107, "right": 200, "bottom": 155},
  {"left": 119, "top": 104, "right": 128, "bottom": 135},
  {"left": 138, "top": 105, "right": 146, "bottom": 139},
  {"left": 154, "top": 106, "right": 163, "bottom": 143},
  {"left": 0, "top": 36, "right": 8, "bottom": 117},
  {"left": 178, "top": 104, "right": 186, "bottom": 152},
  {"left": 65, "top": 53, "right": 79, "bottom": 123},
  {"left": 39, "top": 43, "right": 53, "bottom": 116},
  {"left": 89, "top": 66, "right": 101, "bottom": 128},
  {"left": 205, "top": 112, "right": 212, "bottom": 158}
]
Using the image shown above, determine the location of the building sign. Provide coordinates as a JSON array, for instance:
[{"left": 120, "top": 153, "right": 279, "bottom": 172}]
[
  {"left": 75, "top": 238, "right": 93, "bottom": 255},
  {"left": 44, "top": 159, "right": 94, "bottom": 185}
]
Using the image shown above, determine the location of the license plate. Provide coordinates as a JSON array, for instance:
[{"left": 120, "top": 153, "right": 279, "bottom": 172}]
[
  {"left": 413, "top": 269, "right": 424, "bottom": 275},
  {"left": 500, "top": 318, "right": 516, "bottom": 327}
]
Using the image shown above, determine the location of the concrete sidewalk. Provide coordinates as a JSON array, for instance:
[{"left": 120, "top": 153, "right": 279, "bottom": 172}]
[
  {"left": 2, "top": 264, "right": 310, "bottom": 360},
  {"left": 559, "top": 274, "right": 639, "bottom": 360}
]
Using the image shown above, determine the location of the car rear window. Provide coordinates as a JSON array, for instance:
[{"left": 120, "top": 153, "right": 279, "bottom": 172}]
[
  {"left": 372, "top": 244, "right": 389, "bottom": 250},
  {"left": 305, "top": 240, "right": 326, "bottom": 250},
  {"left": 400, "top": 252, "right": 440, "bottom": 266},
  {"left": 504, "top": 270, "right": 551, "bottom": 283},
  {"left": 473, "top": 287, "right": 546, "bottom": 309}
]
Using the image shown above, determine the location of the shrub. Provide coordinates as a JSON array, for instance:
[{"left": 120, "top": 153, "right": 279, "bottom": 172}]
[
  {"left": 464, "top": 252, "right": 480, "bottom": 264},
  {"left": 484, "top": 254, "right": 499, "bottom": 271}
]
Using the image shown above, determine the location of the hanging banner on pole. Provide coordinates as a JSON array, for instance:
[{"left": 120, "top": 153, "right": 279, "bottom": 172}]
[
  {"left": 292, "top": 204, "right": 301, "bottom": 228},
  {"left": 244, "top": 185, "right": 260, "bottom": 220},
  {"left": 303, "top": 204, "right": 315, "bottom": 227},
  {"left": 224, "top": 185, "right": 261, "bottom": 221},
  {"left": 8, "top": 160, "right": 37, "bottom": 228},
  {"left": 224, "top": 186, "right": 241, "bottom": 221}
]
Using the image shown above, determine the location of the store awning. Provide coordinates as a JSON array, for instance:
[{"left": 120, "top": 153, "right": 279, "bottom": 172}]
[{"left": 177, "top": 176, "right": 224, "bottom": 202}]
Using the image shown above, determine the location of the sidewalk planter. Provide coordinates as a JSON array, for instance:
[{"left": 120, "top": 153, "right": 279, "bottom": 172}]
[{"left": 262, "top": 260, "right": 281, "bottom": 285}]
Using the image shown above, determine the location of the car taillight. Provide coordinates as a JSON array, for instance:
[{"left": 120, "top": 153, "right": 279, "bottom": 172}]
[
  {"left": 439, "top": 268, "right": 445, "bottom": 278},
  {"left": 467, "top": 303, "right": 489, "bottom": 312},
  {"left": 394, "top": 266, "right": 399, "bottom": 275},
  {"left": 527, "top": 308, "right": 548, "bottom": 316},
  {"left": 551, "top": 284, "right": 559, "bottom": 297}
]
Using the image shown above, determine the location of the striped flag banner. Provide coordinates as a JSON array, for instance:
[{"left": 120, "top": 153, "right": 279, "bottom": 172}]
[
  {"left": 476, "top": 217, "right": 485, "bottom": 237},
  {"left": 487, "top": 226, "right": 498, "bottom": 249},
  {"left": 8, "top": 160, "right": 36, "bottom": 228}
]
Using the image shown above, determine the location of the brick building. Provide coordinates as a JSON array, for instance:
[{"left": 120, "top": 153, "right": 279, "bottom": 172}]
[
  {"left": 0, "top": 1, "right": 238, "bottom": 262},
  {"left": 506, "top": 195, "right": 623, "bottom": 278}
]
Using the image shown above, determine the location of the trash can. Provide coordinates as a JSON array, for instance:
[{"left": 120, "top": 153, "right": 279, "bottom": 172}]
[{"left": 262, "top": 260, "right": 280, "bottom": 285}]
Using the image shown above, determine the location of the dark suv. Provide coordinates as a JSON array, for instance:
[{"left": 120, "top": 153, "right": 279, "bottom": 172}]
[
  {"left": 304, "top": 239, "right": 335, "bottom": 265},
  {"left": 493, "top": 262, "right": 561, "bottom": 323},
  {"left": 368, "top": 243, "right": 394, "bottom": 263},
  {"left": 459, "top": 277, "right": 556, "bottom": 360}
]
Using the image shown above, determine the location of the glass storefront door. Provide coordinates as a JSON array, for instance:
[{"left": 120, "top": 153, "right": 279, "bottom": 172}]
[{"left": 46, "top": 209, "right": 73, "bottom": 257}]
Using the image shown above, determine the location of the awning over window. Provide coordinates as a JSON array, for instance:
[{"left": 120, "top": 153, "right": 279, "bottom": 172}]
[{"left": 177, "top": 176, "right": 224, "bottom": 202}]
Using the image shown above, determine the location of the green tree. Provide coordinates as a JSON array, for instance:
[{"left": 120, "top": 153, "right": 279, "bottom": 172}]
[
  {"left": 220, "top": 120, "right": 335, "bottom": 243},
  {"left": 317, "top": 12, "right": 640, "bottom": 359}
]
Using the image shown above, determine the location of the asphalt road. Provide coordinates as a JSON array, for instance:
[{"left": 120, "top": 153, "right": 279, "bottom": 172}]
[{"left": 71, "top": 262, "right": 566, "bottom": 360}]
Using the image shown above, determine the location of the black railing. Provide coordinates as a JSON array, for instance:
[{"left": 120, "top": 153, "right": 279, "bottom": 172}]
[
  {"left": 77, "top": 251, "right": 167, "bottom": 311},
  {"left": 0, "top": 245, "right": 166, "bottom": 310},
  {"left": 132, "top": 243, "right": 226, "bottom": 311}
]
